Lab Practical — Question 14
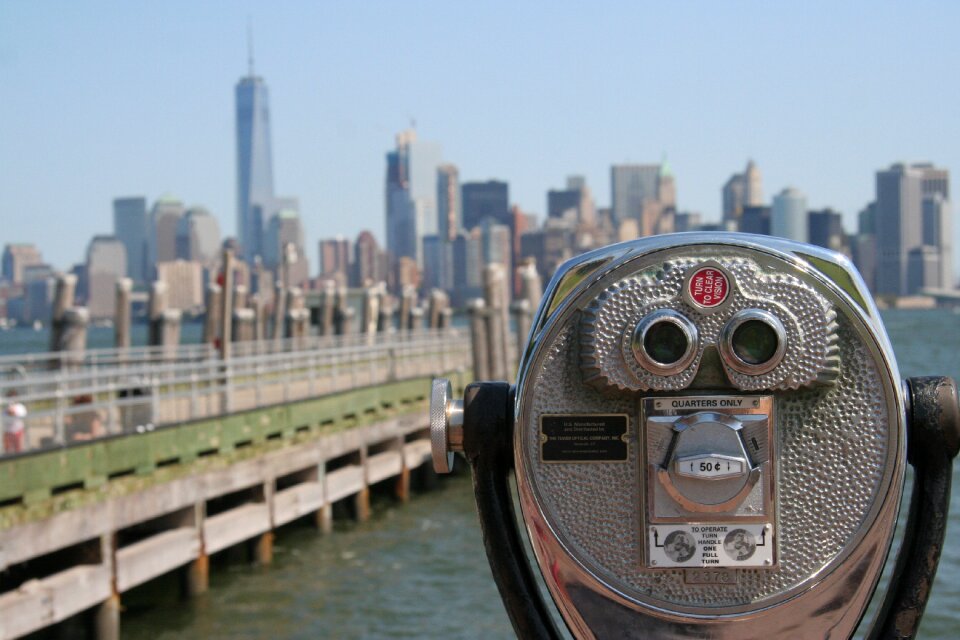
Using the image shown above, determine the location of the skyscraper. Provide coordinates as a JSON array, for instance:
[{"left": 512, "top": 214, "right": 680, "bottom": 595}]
[
  {"left": 150, "top": 196, "right": 185, "bottom": 273},
  {"left": 722, "top": 160, "right": 763, "bottom": 226},
  {"left": 236, "top": 56, "right": 274, "bottom": 262},
  {"left": 113, "top": 197, "right": 148, "bottom": 283},
  {"left": 771, "top": 187, "right": 808, "bottom": 243},
  {"left": 611, "top": 164, "right": 660, "bottom": 226},
  {"left": 875, "top": 163, "right": 951, "bottom": 296},
  {"left": 85, "top": 236, "right": 126, "bottom": 319},
  {"left": 384, "top": 129, "right": 442, "bottom": 270},
  {"left": 1, "top": 244, "right": 42, "bottom": 285},
  {"left": 461, "top": 181, "right": 510, "bottom": 230},
  {"left": 437, "top": 164, "right": 461, "bottom": 242},
  {"left": 176, "top": 207, "right": 221, "bottom": 265}
]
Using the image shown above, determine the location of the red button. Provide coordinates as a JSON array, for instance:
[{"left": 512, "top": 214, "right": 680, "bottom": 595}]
[{"left": 688, "top": 267, "right": 729, "bottom": 308}]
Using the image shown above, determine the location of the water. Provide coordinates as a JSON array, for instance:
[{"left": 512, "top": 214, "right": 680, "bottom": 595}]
[
  {"left": 5, "top": 309, "right": 960, "bottom": 637},
  {"left": 0, "top": 321, "right": 205, "bottom": 356}
]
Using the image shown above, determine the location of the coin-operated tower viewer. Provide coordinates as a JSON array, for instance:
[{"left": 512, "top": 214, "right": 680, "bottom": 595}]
[{"left": 430, "top": 233, "right": 959, "bottom": 639}]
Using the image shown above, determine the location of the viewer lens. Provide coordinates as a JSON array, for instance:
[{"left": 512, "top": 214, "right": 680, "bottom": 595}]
[
  {"left": 720, "top": 309, "right": 786, "bottom": 375},
  {"left": 645, "top": 321, "right": 688, "bottom": 365},
  {"left": 632, "top": 310, "right": 698, "bottom": 375},
  {"left": 731, "top": 320, "right": 779, "bottom": 365}
]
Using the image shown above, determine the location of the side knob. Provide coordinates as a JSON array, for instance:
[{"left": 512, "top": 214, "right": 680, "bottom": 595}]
[{"left": 430, "top": 378, "right": 464, "bottom": 473}]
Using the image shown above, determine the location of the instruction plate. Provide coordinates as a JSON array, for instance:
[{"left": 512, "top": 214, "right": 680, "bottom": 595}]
[{"left": 647, "top": 523, "right": 774, "bottom": 568}]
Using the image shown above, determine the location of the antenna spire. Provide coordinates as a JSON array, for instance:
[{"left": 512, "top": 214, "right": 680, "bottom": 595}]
[{"left": 247, "top": 19, "right": 255, "bottom": 76}]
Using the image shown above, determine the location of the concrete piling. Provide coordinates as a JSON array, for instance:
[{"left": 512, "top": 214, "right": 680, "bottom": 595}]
[
  {"left": 400, "top": 286, "right": 417, "bottom": 333},
  {"left": 114, "top": 278, "right": 132, "bottom": 350},
  {"left": 147, "top": 281, "right": 168, "bottom": 347},
  {"left": 233, "top": 308, "right": 256, "bottom": 342},
  {"left": 319, "top": 281, "right": 336, "bottom": 337},
  {"left": 519, "top": 260, "right": 543, "bottom": 310},
  {"left": 182, "top": 554, "right": 210, "bottom": 597},
  {"left": 49, "top": 273, "right": 78, "bottom": 353},
  {"left": 220, "top": 249, "right": 235, "bottom": 360},
  {"left": 272, "top": 280, "right": 286, "bottom": 342},
  {"left": 362, "top": 286, "right": 380, "bottom": 338},
  {"left": 202, "top": 284, "right": 222, "bottom": 347},
  {"left": 467, "top": 298, "right": 490, "bottom": 381},
  {"left": 483, "top": 264, "right": 509, "bottom": 381},
  {"left": 510, "top": 300, "right": 533, "bottom": 368}
]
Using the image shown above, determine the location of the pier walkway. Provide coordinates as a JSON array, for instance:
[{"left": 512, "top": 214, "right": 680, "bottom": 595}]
[{"left": 0, "top": 329, "right": 472, "bottom": 639}]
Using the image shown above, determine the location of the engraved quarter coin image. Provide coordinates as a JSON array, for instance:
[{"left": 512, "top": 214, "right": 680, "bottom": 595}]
[
  {"left": 664, "top": 530, "right": 696, "bottom": 563},
  {"left": 723, "top": 529, "right": 756, "bottom": 561}
]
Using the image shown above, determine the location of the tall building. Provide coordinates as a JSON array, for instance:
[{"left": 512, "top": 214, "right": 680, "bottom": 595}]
[
  {"left": 437, "top": 164, "right": 461, "bottom": 242},
  {"left": 353, "top": 230, "right": 386, "bottom": 287},
  {"left": 236, "top": 56, "right": 275, "bottom": 262},
  {"left": 611, "top": 164, "right": 660, "bottom": 226},
  {"left": 176, "top": 207, "right": 221, "bottom": 265},
  {"left": 112, "top": 197, "right": 148, "bottom": 283},
  {"left": 149, "top": 196, "right": 185, "bottom": 274},
  {"left": 156, "top": 260, "right": 204, "bottom": 311},
  {"left": 771, "top": 187, "right": 808, "bottom": 243},
  {"left": 2, "top": 244, "right": 43, "bottom": 285},
  {"left": 722, "top": 160, "right": 763, "bottom": 226},
  {"left": 739, "top": 205, "right": 772, "bottom": 236},
  {"left": 462, "top": 180, "right": 510, "bottom": 230},
  {"left": 875, "top": 163, "right": 951, "bottom": 296},
  {"left": 384, "top": 129, "right": 442, "bottom": 272},
  {"left": 264, "top": 209, "right": 309, "bottom": 287},
  {"left": 318, "top": 237, "right": 351, "bottom": 280},
  {"left": 85, "top": 236, "right": 126, "bottom": 319},
  {"left": 808, "top": 208, "right": 847, "bottom": 253}
]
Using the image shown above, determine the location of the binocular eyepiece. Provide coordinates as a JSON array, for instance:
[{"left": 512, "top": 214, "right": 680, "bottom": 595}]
[{"left": 431, "top": 233, "right": 960, "bottom": 640}]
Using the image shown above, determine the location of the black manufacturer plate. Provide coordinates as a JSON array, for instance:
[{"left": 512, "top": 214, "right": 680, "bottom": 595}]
[{"left": 540, "top": 414, "right": 628, "bottom": 462}]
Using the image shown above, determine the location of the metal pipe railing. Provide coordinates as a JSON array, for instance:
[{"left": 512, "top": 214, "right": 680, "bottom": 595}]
[{"left": 0, "top": 329, "right": 472, "bottom": 457}]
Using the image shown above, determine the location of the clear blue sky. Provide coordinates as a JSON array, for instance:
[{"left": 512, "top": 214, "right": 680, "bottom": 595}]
[{"left": 1, "top": 1, "right": 958, "bottom": 270}]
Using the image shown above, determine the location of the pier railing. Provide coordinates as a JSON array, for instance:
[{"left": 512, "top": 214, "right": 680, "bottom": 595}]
[{"left": 0, "top": 329, "right": 471, "bottom": 457}]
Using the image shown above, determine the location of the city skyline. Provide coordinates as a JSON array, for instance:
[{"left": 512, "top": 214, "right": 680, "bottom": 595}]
[{"left": 2, "top": 3, "right": 959, "bottom": 269}]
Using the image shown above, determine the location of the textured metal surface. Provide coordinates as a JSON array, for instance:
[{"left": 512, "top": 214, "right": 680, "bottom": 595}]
[
  {"left": 580, "top": 255, "right": 840, "bottom": 392},
  {"left": 514, "top": 239, "right": 903, "bottom": 632},
  {"left": 430, "top": 378, "right": 455, "bottom": 473}
]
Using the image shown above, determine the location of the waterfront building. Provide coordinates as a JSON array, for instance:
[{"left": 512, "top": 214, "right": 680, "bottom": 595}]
[
  {"left": 611, "top": 164, "right": 659, "bottom": 226},
  {"left": 318, "top": 236, "right": 351, "bottom": 283},
  {"left": 156, "top": 260, "right": 204, "bottom": 311},
  {"left": 875, "top": 163, "right": 951, "bottom": 296},
  {"left": 462, "top": 180, "right": 510, "bottom": 231},
  {"left": 722, "top": 160, "right": 763, "bottom": 227},
  {"left": 112, "top": 197, "right": 148, "bottom": 283},
  {"left": 1, "top": 244, "right": 43, "bottom": 285},
  {"left": 85, "top": 236, "right": 127, "bottom": 319},
  {"left": 852, "top": 202, "right": 878, "bottom": 293},
  {"left": 547, "top": 176, "right": 596, "bottom": 227},
  {"left": 353, "top": 230, "right": 387, "bottom": 287},
  {"left": 22, "top": 264, "right": 55, "bottom": 324},
  {"left": 437, "top": 164, "right": 461, "bottom": 242},
  {"left": 740, "top": 205, "right": 772, "bottom": 236},
  {"left": 264, "top": 209, "right": 309, "bottom": 287},
  {"left": 771, "top": 187, "right": 808, "bottom": 243},
  {"left": 451, "top": 229, "right": 483, "bottom": 307},
  {"left": 808, "top": 208, "right": 847, "bottom": 254},
  {"left": 176, "top": 207, "right": 221, "bottom": 265},
  {"left": 673, "top": 211, "right": 702, "bottom": 233},
  {"left": 384, "top": 129, "right": 442, "bottom": 273},
  {"left": 236, "top": 59, "right": 275, "bottom": 262},
  {"left": 150, "top": 196, "right": 185, "bottom": 275}
]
